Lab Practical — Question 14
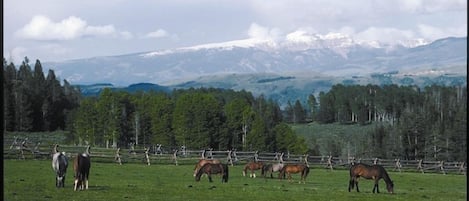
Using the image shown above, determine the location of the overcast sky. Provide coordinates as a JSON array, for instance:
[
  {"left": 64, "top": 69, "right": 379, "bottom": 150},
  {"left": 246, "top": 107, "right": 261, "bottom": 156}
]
[{"left": 3, "top": 0, "right": 467, "bottom": 63}]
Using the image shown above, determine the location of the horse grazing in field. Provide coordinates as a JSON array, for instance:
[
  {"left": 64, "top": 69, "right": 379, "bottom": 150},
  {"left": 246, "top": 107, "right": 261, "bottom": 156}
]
[
  {"left": 243, "top": 161, "right": 264, "bottom": 178},
  {"left": 262, "top": 162, "right": 284, "bottom": 178},
  {"left": 52, "top": 144, "right": 68, "bottom": 188},
  {"left": 348, "top": 163, "right": 394, "bottom": 194},
  {"left": 73, "top": 146, "right": 91, "bottom": 191},
  {"left": 195, "top": 163, "right": 229, "bottom": 183},
  {"left": 193, "top": 159, "right": 221, "bottom": 177},
  {"left": 279, "top": 163, "right": 310, "bottom": 184}
]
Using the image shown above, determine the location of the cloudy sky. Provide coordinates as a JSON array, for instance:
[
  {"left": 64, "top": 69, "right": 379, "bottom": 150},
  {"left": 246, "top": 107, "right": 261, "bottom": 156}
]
[{"left": 3, "top": 0, "right": 467, "bottom": 63}]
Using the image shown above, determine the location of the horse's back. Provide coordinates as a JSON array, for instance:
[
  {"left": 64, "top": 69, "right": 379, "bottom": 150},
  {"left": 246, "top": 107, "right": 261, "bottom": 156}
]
[{"left": 350, "top": 163, "right": 383, "bottom": 179}]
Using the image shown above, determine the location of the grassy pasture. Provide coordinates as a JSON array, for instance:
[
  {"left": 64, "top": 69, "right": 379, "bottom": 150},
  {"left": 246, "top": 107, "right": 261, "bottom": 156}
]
[{"left": 4, "top": 160, "right": 466, "bottom": 201}]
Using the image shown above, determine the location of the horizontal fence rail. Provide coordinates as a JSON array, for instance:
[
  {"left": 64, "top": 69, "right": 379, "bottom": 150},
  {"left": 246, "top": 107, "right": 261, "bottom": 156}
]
[{"left": 3, "top": 138, "right": 466, "bottom": 175}]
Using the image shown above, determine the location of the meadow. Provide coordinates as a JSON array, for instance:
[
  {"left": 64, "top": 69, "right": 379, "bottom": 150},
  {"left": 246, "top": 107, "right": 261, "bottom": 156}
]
[{"left": 4, "top": 159, "right": 466, "bottom": 201}]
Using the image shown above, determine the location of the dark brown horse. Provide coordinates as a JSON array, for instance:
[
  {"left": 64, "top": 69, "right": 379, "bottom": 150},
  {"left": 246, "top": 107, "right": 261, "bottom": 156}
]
[
  {"left": 73, "top": 153, "right": 91, "bottom": 191},
  {"left": 193, "top": 159, "right": 221, "bottom": 177},
  {"left": 278, "top": 163, "right": 310, "bottom": 184},
  {"left": 195, "top": 163, "right": 229, "bottom": 183},
  {"left": 243, "top": 161, "right": 264, "bottom": 178},
  {"left": 348, "top": 163, "right": 394, "bottom": 194}
]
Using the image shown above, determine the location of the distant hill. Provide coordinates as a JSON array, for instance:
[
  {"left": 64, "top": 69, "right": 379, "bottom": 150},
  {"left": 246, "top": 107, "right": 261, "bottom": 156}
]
[
  {"left": 58, "top": 36, "right": 466, "bottom": 107},
  {"left": 77, "top": 82, "right": 171, "bottom": 96}
]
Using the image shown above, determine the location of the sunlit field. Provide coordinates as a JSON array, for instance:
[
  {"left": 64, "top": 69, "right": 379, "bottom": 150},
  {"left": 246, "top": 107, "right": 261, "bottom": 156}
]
[{"left": 4, "top": 160, "right": 466, "bottom": 201}]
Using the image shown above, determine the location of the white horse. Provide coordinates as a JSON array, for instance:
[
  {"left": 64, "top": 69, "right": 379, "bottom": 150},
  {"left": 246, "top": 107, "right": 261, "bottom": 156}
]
[
  {"left": 262, "top": 162, "right": 284, "bottom": 178},
  {"left": 52, "top": 144, "right": 68, "bottom": 188}
]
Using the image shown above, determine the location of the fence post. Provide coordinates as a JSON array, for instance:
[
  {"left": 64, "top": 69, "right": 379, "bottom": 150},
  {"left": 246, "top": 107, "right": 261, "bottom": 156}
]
[
  {"left": 417, "top": 159, "right": 424, "bottom": 174},
  {"left": 144, "top": 147, "right": 150, "bottom": 166},
  {"left": 115, "top": 148, "right": 122, "bottom": 165},
  {"left": 173, "top": 150, "right": 178, "bottom": 166},
  {"left": 439, "top": 161, "right": 446, "bottom": 175},
  {"left": 394, "top": 159, "right": 401, "bottom": 172},
  {"left": 227, "top": 150, "right": 233, "bottom": 166},
  {"left": 459, "top": 162, "right": 466, "bottom": 175},
  {"left": 326, "top": 155, "right": 333, "bottom": 170}
]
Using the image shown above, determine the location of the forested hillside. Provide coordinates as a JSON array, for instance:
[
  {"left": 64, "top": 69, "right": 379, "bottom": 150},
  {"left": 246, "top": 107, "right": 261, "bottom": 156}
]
[{"left": 293, "top": 84, "right": 466, "bottom": 161}]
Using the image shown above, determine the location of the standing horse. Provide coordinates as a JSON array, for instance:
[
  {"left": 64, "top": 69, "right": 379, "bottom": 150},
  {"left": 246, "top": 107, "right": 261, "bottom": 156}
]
[
  {"left": 348, "top": 163, "right": 394, "bottom": 194},
  {"left": 279, "top": 163, "right": 310, "bottom": 184},
  {"left": 52, "top": 144, "right": 68, "bottom": 188},
  {"left": 243, "top": 161, "right": 264, "bottom": 178},
  {"left": 193, "top": 159, "right": 221, "bottom": 177},
  {"left": 195, "top": 163, "right": 229, "bottom": 183},
  {"left": 73, "top": 146, "right": 91, "bottom": 191},
  {"left": 262, "top": 162, "right": 284, "bottom": 178}
]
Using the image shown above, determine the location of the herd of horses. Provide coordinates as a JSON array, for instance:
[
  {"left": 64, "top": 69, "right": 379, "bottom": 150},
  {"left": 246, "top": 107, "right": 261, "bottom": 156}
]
[
  {"left": 51, "top": 146, "right": 394, "bottom": 194},
  {"left": 193, "top": 159, "right": 393, "bottom": 193}
]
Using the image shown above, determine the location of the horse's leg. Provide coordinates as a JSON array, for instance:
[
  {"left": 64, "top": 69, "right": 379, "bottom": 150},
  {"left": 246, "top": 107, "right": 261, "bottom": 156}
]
[
  {"left": 373, "top": 180, "right": 379, "bottom": 193},
  {"left": 355, "top": 178, "right": 360, "bottom": 192},
  {"left": 208, "top": 173, "right": 213, "bottom": 182},
  {"left": 348, "top": 177, "right": 354, "bottom": 192}
]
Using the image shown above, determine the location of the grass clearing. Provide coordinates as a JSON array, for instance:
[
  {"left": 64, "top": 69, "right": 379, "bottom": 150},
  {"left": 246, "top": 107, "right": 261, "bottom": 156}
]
[{"left": 4, "top": 160, "right": 466, "bottom": 201}]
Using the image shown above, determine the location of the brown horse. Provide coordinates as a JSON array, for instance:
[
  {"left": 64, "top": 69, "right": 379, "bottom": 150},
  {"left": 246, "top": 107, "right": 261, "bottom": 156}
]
[
  {"left": 193, "top": 159, "right": 221, "bottom": 177},
  {"left": 243, "top": 161, "right": 264, "bottom": 178},
  {"left": 73, "top": 153, "right": 91, "bottom": 191},
  {"left": 195, "top": 163, "right": 229, "bottom": 183},
  {"left": 348, "top": 163, "right": 394, "bottom": 194},
  {"left": 278, "top": 163, "right": 310, "bottom": 184}
]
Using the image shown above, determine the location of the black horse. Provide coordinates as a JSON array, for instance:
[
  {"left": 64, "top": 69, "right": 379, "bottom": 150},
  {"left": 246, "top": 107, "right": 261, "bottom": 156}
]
[
  {"left": 348, "top": 163, "right": 394, "bottom": 193},
  {"left": 195, "top": 163, "right": 228, "bottom": 183}
]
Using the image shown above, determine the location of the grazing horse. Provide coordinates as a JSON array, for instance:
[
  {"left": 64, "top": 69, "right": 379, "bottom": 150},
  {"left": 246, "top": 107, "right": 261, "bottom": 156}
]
[
  {"left": 262, "top": 163, "right": 284, "bottom": 178},
  {"left": 195, "top": 163, "right": 229, "bottom": 183},
  {"left": 193, "top": 159, "right": 221, "bottom": 177},
  {"left": 73, "top": 149, "right": 91, "bottom": 191},
  {"left": 51, "top": 145, "right": 68, "bottom": 188},
  {"left": 279, "top": 163, "right": 310, "bottom": 184},
  {"left": 348, "top": 163, "right": 394, "bottom": 194},
  {"left": 243, "top": 161, "right": 264, "bottom": 178}
]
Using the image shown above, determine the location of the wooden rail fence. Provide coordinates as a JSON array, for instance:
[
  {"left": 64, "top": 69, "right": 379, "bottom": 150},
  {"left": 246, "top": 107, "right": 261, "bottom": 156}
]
[{"left": 4, "top": 141, "right": 466, "bottom": 175}]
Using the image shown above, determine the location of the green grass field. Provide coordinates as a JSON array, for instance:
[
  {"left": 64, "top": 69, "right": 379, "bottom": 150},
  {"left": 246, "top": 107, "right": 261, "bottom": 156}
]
[{"left": 4, "top": 160, "right": 466, "bottom": 201}]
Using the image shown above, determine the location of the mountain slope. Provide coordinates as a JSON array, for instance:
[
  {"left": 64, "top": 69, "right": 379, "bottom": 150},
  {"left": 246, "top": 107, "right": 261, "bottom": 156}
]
[{"left": 44, "top": 37, "right": 467, "bottom": 86}]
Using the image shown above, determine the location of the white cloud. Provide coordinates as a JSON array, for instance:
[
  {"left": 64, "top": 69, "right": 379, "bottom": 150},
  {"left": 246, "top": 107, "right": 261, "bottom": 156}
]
[
  {"left": 355, "top": 27, "right": 416, "bottom": 44},
  {"left": 418, "top": 24, "right": 467, "bottom": 40},
  {"left": 397, "top": 0, "right": 467, "bottom": 13},
  {"left": 247, "top": 23, "right": 281, "bottom": 40},
  {"left": 145, "top": 29, "right": 169, "bottom": 38},
  {"left": 15, "top": 15, "right": 119, "bottom": 40}
]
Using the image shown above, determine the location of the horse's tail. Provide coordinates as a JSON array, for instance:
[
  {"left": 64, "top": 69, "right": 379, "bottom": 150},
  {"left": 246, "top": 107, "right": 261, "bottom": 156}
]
[{"left": 243, "top": 164, "right": 248, "bottom": 176}]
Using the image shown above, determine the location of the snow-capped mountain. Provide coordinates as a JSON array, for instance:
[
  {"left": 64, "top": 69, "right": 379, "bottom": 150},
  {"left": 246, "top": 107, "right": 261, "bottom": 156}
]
[{"left": 43, "top": 36, "right": 466, "bottom": 86}]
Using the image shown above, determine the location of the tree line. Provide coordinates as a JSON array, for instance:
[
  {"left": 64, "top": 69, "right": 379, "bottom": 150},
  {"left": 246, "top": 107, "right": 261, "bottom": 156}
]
[
  {"left": 3, "top": 57, "right": 80, "bottom": 132},
  {"left": 70, "top": 88, "right": 308, "bottom": 153}
]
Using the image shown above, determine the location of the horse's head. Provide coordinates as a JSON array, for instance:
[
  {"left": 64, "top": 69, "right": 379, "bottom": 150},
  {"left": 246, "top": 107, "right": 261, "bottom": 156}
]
[{"left": 386, "top": 180, "right": 394, "bottom": 193}]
